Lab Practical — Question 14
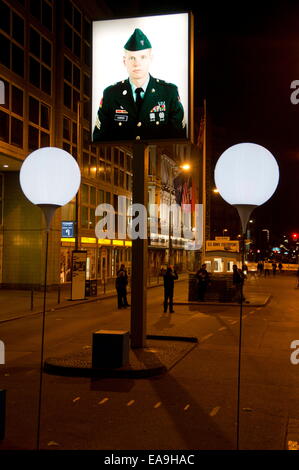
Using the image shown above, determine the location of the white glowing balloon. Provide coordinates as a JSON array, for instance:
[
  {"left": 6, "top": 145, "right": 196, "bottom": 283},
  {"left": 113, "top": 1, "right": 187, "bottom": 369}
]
[
  {"left": 214, "top": 143, "right": 279, "bottom": 206},
  {"left": 20, "top": 147, "right": 81, "bottom": 206}
]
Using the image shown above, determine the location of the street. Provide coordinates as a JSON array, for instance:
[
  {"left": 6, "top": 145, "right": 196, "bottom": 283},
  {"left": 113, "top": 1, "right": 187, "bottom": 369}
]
[{"left": 0, "top": 274, "right": 299, "bottom": 450}]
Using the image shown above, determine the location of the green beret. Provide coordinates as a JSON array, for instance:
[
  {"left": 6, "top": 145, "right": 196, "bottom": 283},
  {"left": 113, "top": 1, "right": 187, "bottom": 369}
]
[{"left": 124, "top": 28, "right": 152, "bottom": 51}]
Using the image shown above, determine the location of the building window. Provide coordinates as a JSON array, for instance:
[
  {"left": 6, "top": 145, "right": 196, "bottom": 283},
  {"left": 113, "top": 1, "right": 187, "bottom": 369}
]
[
  {"left": 62, "top": 116, "right": 77, "bottom": 158},
  {"left": 0, "top": 79, "right": 24, "bottom": 148},
  {"left": 30, "top": 0, "right": 53, "bottom": 32},
  {"left": 0, "top": 6, "right": 25, "bottom": 78},
  {"left": 28, "top": 96, "right": 51, "bottom": 151},
  {"left": 29, "top": 28, "right": 52, "bottom": 95}
]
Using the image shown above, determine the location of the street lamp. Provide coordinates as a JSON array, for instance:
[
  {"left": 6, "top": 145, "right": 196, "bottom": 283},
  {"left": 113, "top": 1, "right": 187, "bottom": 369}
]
[
  {"left": 214, "top": 142, "right": 279, "bottom": 450},
  {"left": 20, "top": 147, "right": 81, "bottom": 449}
]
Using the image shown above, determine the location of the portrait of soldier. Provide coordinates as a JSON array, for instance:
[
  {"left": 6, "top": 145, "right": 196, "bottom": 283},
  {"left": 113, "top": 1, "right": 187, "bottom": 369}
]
[{"left": 92, "top": 28, "right": 187, "bottom": 142}]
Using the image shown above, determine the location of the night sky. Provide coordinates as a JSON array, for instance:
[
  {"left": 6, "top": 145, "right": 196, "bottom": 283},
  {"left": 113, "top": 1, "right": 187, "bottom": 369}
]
[{"left": 108, "top": 0, "right": 299, "bottom": 238}]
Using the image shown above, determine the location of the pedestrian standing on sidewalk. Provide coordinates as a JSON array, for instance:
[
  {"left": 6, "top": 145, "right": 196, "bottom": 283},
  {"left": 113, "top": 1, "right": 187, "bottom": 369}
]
[
  {"left": 195, "top": 264, "right": 210, "bottom": 301},
  {"left": 296, "top": 267, "right": 299, "bottom": 288},
  {"left": 278, "top": 262, "right": 283, "bottom": 274},
  {"left": 162, "top": 266, "right": 178, "bottom": 313},
  {"left": 264, "top": 260, "right": 271, "bottom": 277},
  {"left": 115, "top": 264, "right": 129, "bottom": 309},
  {"left": 272, "top": 261, "right": 277, "bottom": 276},
  {"left": 232, "top": 264, "right": 246, "bottom": 303}
]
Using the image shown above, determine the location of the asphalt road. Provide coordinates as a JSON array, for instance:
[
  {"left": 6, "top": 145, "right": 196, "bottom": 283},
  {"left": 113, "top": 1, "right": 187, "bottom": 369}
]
[{"left": 0, "top": 274, "right": 299, "bottom": 450}]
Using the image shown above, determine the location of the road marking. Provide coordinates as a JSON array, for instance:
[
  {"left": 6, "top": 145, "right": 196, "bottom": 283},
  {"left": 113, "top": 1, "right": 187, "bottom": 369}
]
[
  {"left": 154, "top": 401, "right": 162, "bottom": 409},
  {"left": 98, "top": 397, "right": 109, "bottom": 405},
  {"left": 184, "top": 404, "right": 190, "bottom": 411},
  {"left": 200, "top": 333, "right": 214, "bottom": 342},
  {"left": 230, "top": 321, "right": 237, "bottom": 325},
  {"left": 218, "top": 327, "right": 227, "bottom": 331},
  {"left": 127, "top": 400, "right": 135, "bottom": 407},
  {"left": 257, "top": 307, "right": 262, "bottom": 310},
  {"left": 209, "top": 406, "right": 221, "bottom": 417},
  {"left": 249, "top": 310, "right": 255, "bottom": 314}
]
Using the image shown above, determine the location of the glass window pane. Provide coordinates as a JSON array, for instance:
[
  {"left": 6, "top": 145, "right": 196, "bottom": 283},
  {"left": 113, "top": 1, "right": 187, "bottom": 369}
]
[
  {"left": 73, "top": 33, "right": 81, "bottom": 58},
  {"left": 99, "top": 160, "right": 105, "bottom": 181},
  {"left": 81, "top": 184, "right": 88, "bottom": 204},
  {"left": 64, "top": 0, "right": 72, "bottom": 23},
  {"left": 90, "top": 156, "right": 97, "bottom": 178},
  {"left": 12, "top": 86, "right": 23, "bottom": 116},
  {"left": 63, "top": 142, "right": 70, "bottom": 153},
  {"left": 29, "top": 96, "right": 39, "bottom": 124},
  {"left": 64, "top": 83, "right": 71, "bottom": 108},
  {"left": 40, "top": 131, "right": 50, "bottom": 147},
  {"left": 30, "top": 0, "right": 41, "bottom": 18},
  {"left": 90, "top": 186, "right": 96, "bottom": 206},
  {"left": 73, "top": 8, "right": 81, "bottom": 33},
  {"left": 64, "top": 56, "right": 72, "bottom": 82},
  {"left": 81, "top": 206, "right": 88, "bottom": 228},
  {"left": 42, "top": 38, "right": 51, "bottom": 66},
  {"left": 12, "top": 13, "right": 24, "bottom": 45},
  {"left": 42, "top": 1, "right": 52, "bottom": 31},
  {"left": 0, "top": 34, "right": 10, "bottom": 68},
  {"left": 64, "top": 23, "right": 72, "bottom": 50},
  {"left": 0, "top": 2, "right": 10, "bottom": 33},
  {"left": 83, "top": 19, "right": 91, "bottom": 43},
  {"left": 106, "top": 164, "right": 111, "bottom": 183},
  {"left": 83, "top": 43, "right": 90, "bottom": 66},
  {"left": 41, "top": 66, "right": 51, "bottom": 94},
  {"left": 83, "top": 153, "right": 89, "bottom": 177},
  {"left": 12, "top": 44, "right": 24, "bottom": 77},
  {"left": 105, "top": 192, "right": 111, "bottom": 204},
  {"left": 29, "top": 57, "right": 40, "bottom": 88},
  {"left": 40, "top": 104, "right": 49, "bottom": 129},
  {"left": 63, "top": 117, "right": 70, "bottom": 140},
  {"left": 30, "top": 28, "right": 40, "bottom": 58},
  {"left": 98, "top": 190, "right": 104, "bottom": 204},
  {"left": 11, "top": 117, "right": 23, "bottom": 147},
  {"left": 28, "top": 125, "right": 39, "bottom": 151},
  {"left": 114, "top": 168, "right": 118, "bottom": 186},
  {"left": 0, "top": 110, "right": 9, "bottom": 142},
  {"left": 83, "top": 74, "right": 90, "bottom": 96},
  {"left": 72, "top": 89, "right": 79, "bottom": 112},
  {"left": 73, "top": 65, "right": 80, "bottom": 89},
  {"left": 90, "top": 208, "right": 95, "bottom": 228},
  {"left": 72, "top": 122, "right": 77, "bottom": 144}
]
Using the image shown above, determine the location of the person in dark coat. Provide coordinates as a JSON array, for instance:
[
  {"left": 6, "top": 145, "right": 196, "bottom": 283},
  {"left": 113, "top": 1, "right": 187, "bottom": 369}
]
[
  {"left": 116, "top": 264, "right": 129, "bottom": 309},
  {"left": 195, "top": 264, "right": 210, "bottom": 301},
  {"left": 162, "top": 266, "right": 178, "bottom": 313},
  {"left": 232, "top": 264, "right": 246, "bottom": 303},
  {"left": 92, "top": 28, "right": 186, "bottom": 142}
]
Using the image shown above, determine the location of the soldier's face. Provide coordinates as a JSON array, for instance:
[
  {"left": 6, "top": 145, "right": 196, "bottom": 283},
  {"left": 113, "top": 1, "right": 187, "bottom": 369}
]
[{"left": 123, "top": 49, "right": 152, "bottom": 83}]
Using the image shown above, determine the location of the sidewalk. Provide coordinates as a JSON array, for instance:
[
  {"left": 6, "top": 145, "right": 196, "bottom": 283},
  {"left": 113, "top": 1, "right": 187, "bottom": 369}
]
[{"left": 0, "top": 274, "right": 189, "bottom": 324}]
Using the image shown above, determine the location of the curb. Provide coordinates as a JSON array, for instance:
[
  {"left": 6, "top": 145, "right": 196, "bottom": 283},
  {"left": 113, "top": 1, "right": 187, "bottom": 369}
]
[{"left": 174, "top": 294, "right": 271, "bottom": 308}]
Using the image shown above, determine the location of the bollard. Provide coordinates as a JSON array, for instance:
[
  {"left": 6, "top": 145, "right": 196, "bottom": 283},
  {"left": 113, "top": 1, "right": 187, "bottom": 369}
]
[
  {"left": 31, "top": 288, "right": 34, "bottom": 311},
  {"left": 0, "top": 389, "right": 6, "bottom": 440},
  {"left": 103, "top": 276, "right": 106, "bottom": 294},
  {"left": 57, "top": 284, "right": 61, "bottom": 304}
]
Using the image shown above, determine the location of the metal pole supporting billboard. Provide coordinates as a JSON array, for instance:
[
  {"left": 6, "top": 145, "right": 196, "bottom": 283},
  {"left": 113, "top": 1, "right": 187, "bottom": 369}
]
[{"left": 130, "top": 143, "right": 149, "bottom": 349}]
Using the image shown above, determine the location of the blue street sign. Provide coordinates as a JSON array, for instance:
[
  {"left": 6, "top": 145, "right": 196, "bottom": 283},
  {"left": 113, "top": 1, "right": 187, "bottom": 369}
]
[{"left": 62, "top": 221, "right": 74, "bottom": 238}]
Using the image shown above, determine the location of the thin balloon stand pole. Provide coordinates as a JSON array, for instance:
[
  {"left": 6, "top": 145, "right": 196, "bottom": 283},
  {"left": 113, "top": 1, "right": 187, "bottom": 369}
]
[
  {"left": 236, "top": 231, "right": 246, "bottom": 451},
  {"left": 234, "top": 204, "right": 254, "bottom": 451},
  {"left": 36, "top": 205, "right": 56, "bottom": 450}
]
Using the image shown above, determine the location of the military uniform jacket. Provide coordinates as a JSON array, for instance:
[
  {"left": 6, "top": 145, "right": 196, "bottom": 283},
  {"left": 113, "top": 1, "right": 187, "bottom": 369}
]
[{"left": 93, "top": 75, "right": 186, "bottom": 142}]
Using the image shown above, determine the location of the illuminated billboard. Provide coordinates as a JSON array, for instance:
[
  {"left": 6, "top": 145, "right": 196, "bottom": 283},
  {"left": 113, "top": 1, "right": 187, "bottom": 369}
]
[{"left": 92, "top": 13, "right": 193, "bottom": 143}]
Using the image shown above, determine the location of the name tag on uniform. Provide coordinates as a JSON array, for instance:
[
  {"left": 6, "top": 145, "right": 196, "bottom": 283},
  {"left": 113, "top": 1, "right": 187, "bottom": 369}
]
[{"left": 114, "top": 114, "right": 128, "bottom": 122}]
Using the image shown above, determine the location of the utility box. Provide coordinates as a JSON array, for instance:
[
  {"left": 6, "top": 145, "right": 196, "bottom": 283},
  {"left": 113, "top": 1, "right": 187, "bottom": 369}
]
[{"left": 92, "top": 330, "right": 129, "bottom": 368}]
